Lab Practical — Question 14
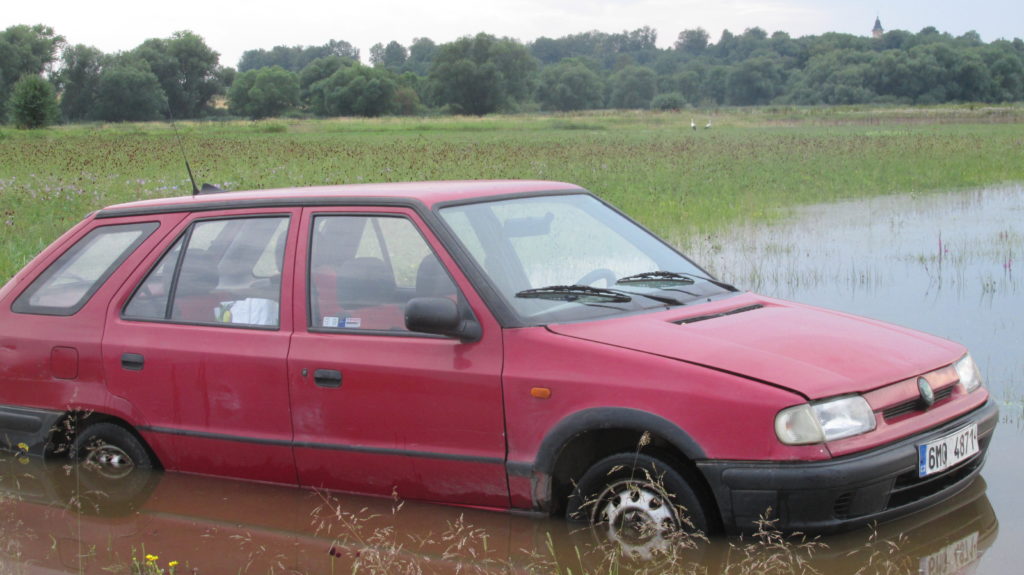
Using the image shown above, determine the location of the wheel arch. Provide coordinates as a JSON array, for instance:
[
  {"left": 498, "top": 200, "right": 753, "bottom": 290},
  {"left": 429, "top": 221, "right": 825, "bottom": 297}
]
[
  {"left": 47, "top": 410, "right": 161, "bottom": 468},
  {"left": 530, "top": 407, "right": 716, "bottom": 520}
]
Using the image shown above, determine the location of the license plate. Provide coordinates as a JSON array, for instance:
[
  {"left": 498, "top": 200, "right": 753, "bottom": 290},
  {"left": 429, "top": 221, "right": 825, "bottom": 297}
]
[{"left": 918, "top": 424, "right": 979, "bottom": 477}]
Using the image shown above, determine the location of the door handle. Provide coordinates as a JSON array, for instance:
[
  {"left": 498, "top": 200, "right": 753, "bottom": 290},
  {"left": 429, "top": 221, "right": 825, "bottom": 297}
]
[
  {"left": 121, "top": 353, "right": 145, "bottom": 371},
  {"left": 313, "top": 369, "right": 343, "bottom": 388}
]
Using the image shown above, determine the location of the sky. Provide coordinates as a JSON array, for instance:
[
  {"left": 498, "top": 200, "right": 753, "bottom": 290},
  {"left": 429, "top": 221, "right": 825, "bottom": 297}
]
[{"left": 5, "top": 0, "right": 1022, "bottom": 68}]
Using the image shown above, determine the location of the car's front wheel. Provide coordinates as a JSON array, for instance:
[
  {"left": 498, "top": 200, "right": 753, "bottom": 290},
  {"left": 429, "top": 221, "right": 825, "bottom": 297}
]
[{"left": 567, "top": 453, "right": 709, "bottom": 557}]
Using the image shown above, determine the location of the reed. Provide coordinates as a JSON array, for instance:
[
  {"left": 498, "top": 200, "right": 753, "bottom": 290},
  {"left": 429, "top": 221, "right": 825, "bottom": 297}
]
[{"left": 2, "top": 107, "right": 1023, "bottom": 282}]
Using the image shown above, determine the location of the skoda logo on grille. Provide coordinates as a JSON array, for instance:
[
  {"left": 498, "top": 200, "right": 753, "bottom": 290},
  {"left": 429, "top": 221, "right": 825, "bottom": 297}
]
[{"left": 918, "top": 377, "right": 935, "bottom": 407}]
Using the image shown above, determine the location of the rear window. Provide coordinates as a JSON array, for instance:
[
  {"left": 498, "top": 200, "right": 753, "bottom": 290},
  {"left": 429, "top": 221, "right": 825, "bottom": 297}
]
[
  {"left": 12, "top": 222, "right": 158, "bottom": 316},
  {"left": 123, "top": 216, "right": 288, "bottom": 327}
]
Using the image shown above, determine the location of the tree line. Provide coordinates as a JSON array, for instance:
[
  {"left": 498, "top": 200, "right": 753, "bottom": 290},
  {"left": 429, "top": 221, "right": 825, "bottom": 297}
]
[{"left": 3, "top": 22, "right": 1024, "bottom": 127}]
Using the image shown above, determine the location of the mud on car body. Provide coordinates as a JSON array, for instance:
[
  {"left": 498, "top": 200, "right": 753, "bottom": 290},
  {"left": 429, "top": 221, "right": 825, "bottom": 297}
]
[{"left": 0, "top": 180, "right": 997, "bottom": 538}]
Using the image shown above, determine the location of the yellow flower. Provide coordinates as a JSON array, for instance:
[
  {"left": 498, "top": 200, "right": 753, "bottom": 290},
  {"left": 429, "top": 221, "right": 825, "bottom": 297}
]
[
  {"left": 168, "top": 561, "right": 179, "bottom": 568},
  {"left": 145, "top": 554, "right": 159, "bottom": 562}
]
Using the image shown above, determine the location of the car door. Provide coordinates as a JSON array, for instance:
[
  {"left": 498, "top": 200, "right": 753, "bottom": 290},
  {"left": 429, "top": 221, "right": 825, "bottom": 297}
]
[
  {"left": 103, "top": 208, "right": 300, "bottom": 484},
  {"left": 287, "top": 207, "right": 509, "bottom": 507}
]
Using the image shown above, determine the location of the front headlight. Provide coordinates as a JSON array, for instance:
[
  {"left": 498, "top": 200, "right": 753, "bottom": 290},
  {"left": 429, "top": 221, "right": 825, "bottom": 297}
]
[
  {"left": 954, "top": 354, "right": 984, "bottom": 393},
  {"left": 775, "top": 395, "right": 876, "bottom": 445}
]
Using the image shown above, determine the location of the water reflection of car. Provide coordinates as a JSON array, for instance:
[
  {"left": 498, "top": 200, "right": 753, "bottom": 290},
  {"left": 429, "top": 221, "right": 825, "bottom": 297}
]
[
  {"left": 0, "top": 459, "right": 998, "bottom": 575},
  {"left": 0, "top": 181, "right": 998, "bottom": 541}
]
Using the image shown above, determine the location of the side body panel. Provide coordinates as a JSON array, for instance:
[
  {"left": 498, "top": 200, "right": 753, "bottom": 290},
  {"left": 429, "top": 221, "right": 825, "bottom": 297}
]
[
  {"left": 0, "top": 213, "right": 184, "bottom": 453},
  {"left": 101, "top": 208, "right": 300, "bottom": 483},
  {"left": 286, "top": 207, "right": 509, "bottom": 507}
]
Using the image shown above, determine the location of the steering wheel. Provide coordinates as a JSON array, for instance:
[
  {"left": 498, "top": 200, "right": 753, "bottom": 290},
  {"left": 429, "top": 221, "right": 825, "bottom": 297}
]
[{"left": 575, "top": 268, "right": 617, "bottom": 287}]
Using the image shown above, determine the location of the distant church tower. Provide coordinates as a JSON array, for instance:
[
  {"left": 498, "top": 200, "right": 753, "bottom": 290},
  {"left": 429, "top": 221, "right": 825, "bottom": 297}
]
[{"left": 872, "top": 16, "right": 884, "bottom": 39}]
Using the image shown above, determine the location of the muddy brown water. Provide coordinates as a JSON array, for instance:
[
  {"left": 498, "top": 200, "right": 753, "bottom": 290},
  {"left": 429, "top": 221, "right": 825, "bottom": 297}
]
[{"left": 1, "top": 185, "right": 1021, "bottom": 574}]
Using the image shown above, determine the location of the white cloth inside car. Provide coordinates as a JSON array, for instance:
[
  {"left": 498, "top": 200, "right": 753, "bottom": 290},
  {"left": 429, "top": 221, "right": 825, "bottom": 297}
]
[{"left": 218, "top": 298, "right": 279, "bottom": 326}]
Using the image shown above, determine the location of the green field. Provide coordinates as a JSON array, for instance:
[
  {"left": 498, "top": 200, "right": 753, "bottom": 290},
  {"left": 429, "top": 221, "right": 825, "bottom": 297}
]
[{"left": 2, "top": 106, "right": 1023, "bottom": 282}]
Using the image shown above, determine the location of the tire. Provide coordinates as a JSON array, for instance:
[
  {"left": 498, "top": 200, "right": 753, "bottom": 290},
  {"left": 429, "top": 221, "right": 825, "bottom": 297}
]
[
  {"left": 70, "top": 422, "right": 153, "bottom": 479},
  {"left": 567, "top": 453, "right": 709, "bottom": 558},
  {"left": 66, "top": 422, "right": 158, "bottom": 515}
]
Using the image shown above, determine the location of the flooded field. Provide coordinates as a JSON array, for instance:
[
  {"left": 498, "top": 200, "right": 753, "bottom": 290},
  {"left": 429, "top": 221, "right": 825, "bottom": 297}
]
[{"left": 1, "top": 185, "right": 1021, "bottom": 575}]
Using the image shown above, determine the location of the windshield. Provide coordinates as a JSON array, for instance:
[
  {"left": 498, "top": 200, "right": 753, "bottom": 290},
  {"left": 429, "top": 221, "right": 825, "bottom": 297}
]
[{"left": 439, "top": 193, "right": 733, "bottom": 324}]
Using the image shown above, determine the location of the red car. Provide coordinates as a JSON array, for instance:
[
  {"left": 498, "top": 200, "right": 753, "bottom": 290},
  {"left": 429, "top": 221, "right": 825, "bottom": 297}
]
[{"left": 0, "top": 181, "right": 997, "bottom": 538}]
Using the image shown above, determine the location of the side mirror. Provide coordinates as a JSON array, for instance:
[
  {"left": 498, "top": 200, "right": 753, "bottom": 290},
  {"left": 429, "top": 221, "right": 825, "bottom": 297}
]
[{"left": 405, "top": 297, "right": 482, "bottom": 343}]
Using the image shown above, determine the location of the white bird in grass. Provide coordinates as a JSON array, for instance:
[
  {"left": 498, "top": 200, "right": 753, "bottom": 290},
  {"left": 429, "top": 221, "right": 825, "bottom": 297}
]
[
  {"left": 690, "top": 118, "right": 696, "bottom": 130},
  {"left": 705, "top": 119, "right": 712, "bottom": 129}
]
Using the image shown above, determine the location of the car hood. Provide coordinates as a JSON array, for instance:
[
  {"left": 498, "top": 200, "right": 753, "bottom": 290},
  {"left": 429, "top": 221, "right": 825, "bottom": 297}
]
[{"left": 546, "top": 293, "right": 964, "bottom": 400}]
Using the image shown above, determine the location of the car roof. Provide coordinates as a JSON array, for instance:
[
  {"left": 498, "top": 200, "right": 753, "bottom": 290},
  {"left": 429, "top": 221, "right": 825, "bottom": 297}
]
[{"left": 97, "top": 180, "right": 587, "bottom": 218}]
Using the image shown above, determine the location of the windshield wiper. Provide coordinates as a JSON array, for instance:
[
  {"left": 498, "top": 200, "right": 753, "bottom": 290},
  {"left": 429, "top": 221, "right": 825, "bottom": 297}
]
[
  {"left": 515, "top": 285, "right": 632, "bottom": 303},
  {"left": 617, "top": 270, "right": 738, "bottom": 292},
  {"left": 617, "top": 270, "right": 696, "bottom": 286}
]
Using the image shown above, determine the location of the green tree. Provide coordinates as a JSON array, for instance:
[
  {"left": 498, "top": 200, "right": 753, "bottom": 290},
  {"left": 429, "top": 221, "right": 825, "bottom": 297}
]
[
  {"left": 133, "top": 31, "right": 221, "bottom": 118},
  {"left": 299, "top": 56, "right": 355, "bottom": 111},
  {"left": 0, "top": 24, "right": 64, "bottom": 115},
  {"left": 307, "top": 64, "right": 398, "bottom": 117},
  {"left": 536, "top": 59, "right": 604, "bottom": 111},
  {"left": 92, "top": 60, "right": 167, "bottom": 122},
  {"left": 405, "top": 36, "right": 438, "bottom": 75},
  {"left": 239, "top": 40, "right": 359, "bottom": 72},
  {"left": 428, "top": 33, "right": 537, "bottom": 114},
  {"left": 7, "top": 74, "right": 58, "bottom": 128},
  {"left": 383, "top": 41, "right": 409, "bottom": 70},
  {"left": 989, "top": 53, "right": 1024, "bottom": 101},
  {"left": 405, "top": 38, "right": 437, "bottom": 76},
  {"left": 674, "top": 28, "right": 709, "bottom": 57},
  {"left": 951, "top": 51, "right": 993, "bottom": 101},
  {"left": 650, "top": 92, "right": 686, "bottom": 110},
  {"left": 54, "top": 44, "right": 105, "bottom": 122},
  {"left": 370, "top": 41, "right": 408, "bottom": 71},
  {"left": 608, "top": 65, "right": 657, "bottom": 109},
  {"left": 229, "top": 66, "right": 299, "bottom": 118}
]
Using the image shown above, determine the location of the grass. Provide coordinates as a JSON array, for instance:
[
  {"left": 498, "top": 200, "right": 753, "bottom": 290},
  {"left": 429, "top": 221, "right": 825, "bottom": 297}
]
[
  {"left": 2, "top": 106, "right": 1023, "bottom": 282},
  {"left": 0, "top": 455, "right": 916, "bottom": 575}
]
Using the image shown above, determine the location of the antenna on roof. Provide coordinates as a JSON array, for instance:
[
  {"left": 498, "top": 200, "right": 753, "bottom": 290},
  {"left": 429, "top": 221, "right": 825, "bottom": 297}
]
[{"left": 167, "top": 108, "right": 223, "bottom": 196}]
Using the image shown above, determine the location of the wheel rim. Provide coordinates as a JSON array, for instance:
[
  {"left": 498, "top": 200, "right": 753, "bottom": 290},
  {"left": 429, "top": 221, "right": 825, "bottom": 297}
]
[
  {"left": 592, "top": 479, "right": 681, "bottom": 559},
  {"left": 82, "top": 442, "right": 136, "bottom": 479}
]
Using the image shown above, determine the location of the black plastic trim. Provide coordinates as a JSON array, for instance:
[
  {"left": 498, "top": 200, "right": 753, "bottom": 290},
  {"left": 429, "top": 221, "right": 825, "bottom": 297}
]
[
  {"left": 0, "top": 405, "right": 65, "bottom": 456},
  {"left": 697, "top": 399, "right": 998, "bottom": 534},
  {"left": 96, "top": 196, "right": 428, "bottom": 219},
  {"left": 529, "top": 407, "right": 708, "bottom": 476},
  {"left": 138, "top": 425, "right": 503, "bottom": 465}
]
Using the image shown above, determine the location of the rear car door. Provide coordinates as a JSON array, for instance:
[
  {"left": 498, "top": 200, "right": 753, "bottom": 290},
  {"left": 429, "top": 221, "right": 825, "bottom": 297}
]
[
  {"left": 287, "top": 207, "right": 508, "bottom": 507},
  {"left": 103, "top": 208, "right": 299, "bottom": 483}
]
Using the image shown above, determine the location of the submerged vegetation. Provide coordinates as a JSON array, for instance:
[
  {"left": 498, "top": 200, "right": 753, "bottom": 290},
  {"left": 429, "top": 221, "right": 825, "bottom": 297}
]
[
  {"left": 2, "top": 106, "right": 1023, "bottom": 281},
  {"left": 0, "top": 453, "right": 932, "bottom": 575}
]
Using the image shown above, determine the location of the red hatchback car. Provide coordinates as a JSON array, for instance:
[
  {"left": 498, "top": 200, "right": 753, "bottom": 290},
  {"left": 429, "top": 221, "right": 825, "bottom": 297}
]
[{"left": 0, "top": 181, "right": 997, "bottom": 537}]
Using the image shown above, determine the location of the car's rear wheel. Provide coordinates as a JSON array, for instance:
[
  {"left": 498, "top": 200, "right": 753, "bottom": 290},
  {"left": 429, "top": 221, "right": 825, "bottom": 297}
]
[
  {"left": 567, "top": 453, "right": 709, "bottom": 558},
  {"left": 70, "top": 422, "right": 152, "bottom": 479}
]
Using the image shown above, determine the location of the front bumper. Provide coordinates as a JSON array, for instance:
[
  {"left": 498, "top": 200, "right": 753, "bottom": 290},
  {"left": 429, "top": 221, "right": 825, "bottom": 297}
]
[{"left": 698, "top": 399, "right": 999, "bottom": 534}]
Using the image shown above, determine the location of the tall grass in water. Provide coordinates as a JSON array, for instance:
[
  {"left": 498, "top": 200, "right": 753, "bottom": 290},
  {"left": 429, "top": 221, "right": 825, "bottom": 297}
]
[{"left": 2, "top": 108, "right": 1024, "bottom": 282}]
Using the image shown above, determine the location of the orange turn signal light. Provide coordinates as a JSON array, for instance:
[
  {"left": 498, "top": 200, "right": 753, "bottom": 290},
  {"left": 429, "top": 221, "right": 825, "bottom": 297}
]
[{"left": 530, "top": 387, "right": 552, "bottom": 399}]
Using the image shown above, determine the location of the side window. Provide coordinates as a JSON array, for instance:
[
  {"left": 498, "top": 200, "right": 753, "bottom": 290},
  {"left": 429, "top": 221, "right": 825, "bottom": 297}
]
[
  {"left": 309, "top": 215, "right": 456, "bottom": 331},
  {"left": 13, "top": 222, "right": 158, "bottom": 316},
  {"left": 124, "top": 216, "right": 288, "bottom": 327}
]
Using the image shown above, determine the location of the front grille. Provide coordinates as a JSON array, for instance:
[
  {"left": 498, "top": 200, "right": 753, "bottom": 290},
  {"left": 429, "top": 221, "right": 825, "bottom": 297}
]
[{"left": 882, "top": 384, "right": 955, "bottom": 421}]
